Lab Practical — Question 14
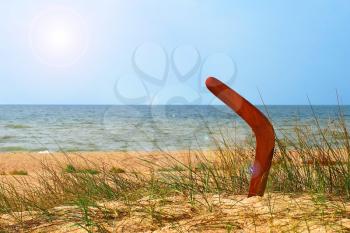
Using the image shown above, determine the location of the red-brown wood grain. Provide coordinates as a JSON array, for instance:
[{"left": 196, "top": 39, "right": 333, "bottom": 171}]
[{"left": 206, "top": 77, "right": 275, "bottom": 197}]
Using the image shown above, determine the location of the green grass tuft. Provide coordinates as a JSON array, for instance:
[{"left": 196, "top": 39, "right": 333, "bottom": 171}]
[
  {"left": 9, "top": 170, "right": 28, "bottom": 176},
  {"left": 64, "top": 164, "right": 77, "bottom": 173},
  {"left": 109, "top": 167, "right": 126, "bottom": 174},
  {"left": 64, "top": 164, "right": 100, "bottom": 175}
]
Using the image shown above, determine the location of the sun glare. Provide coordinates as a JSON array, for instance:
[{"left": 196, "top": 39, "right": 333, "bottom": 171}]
[
  {"left": 47, "top": 28, "right": 73, "bottom": 52},
  {"left": 29, "top": 7, "right": 88, "bottom": 67}
]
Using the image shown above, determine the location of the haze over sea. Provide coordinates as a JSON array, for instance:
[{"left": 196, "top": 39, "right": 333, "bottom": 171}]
[{"left": 0, "top": 105, "right": 349, "bottom": 152}]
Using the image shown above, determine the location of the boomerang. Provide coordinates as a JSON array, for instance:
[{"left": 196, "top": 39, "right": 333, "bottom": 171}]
[{"left": 206, "top": 77, "right": 275, "bottom": 197}]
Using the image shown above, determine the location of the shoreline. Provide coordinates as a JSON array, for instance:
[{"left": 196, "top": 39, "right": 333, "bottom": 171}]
[
  {"left": 0, "top": 147, "right": 349, "bottom": 175},
  {"left": 0, "top": 150, "right": 217, "bottom": 175}
]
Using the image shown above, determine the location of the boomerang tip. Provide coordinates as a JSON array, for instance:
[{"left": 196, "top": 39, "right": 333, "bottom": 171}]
[
  {"left": 206, "top": 77, "right": 225, "bottom": 92},
  {"left": 205, "top": 77, "right": 218, "bottom": 88}
]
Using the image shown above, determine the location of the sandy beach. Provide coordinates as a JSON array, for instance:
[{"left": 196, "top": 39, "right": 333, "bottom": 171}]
[
  {"left": 1, "top": 193, "right": 349, "bottom": 233},
  {"left": 0, "top": 148, "right": 347, "bottom": 175},
  {"left": 0, "top": 149, "right": 349, "bottom": 232},
  {"left": 0, "top": 150, "right": 218, "bottom": 175}
]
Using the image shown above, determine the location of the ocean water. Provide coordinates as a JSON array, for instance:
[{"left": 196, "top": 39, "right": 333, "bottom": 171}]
[{"left": 0, "top": 105, "right": 349, "bottom": 152}]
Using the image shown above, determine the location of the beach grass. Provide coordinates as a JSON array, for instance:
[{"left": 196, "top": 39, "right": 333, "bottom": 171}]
[
  {"left": 0, "top": 107, "right": 349, "bottom": 232},
  {"left": 109, "top": 167, "right": 126, "bottom": 174},
  {"left": 8, "top": 170, "right": 28, "bottom": 176},
  {"left": 64, "top": 164, "right": 100, "bottom": 175}
]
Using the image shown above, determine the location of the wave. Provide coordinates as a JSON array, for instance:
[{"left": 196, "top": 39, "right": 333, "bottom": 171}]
[
  {"left": 0, "top": 146, "right": 48, "bottom": 152},
  {"left": 5, "top": 124, "right": 31, "bottom": 129},
  {"left": 0, "top": 135, "right": 15, "bottom": 141},
  {"left": 0, "top": 146, "right": 29, "bottom": 152}
]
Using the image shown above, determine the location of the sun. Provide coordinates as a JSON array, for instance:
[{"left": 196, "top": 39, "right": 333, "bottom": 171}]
[
  {"left": 29, "top": 6, "right": 89, "bottom": 67},
  {"left": 47, "top": 27, "right": 74, "bottom": 52}
]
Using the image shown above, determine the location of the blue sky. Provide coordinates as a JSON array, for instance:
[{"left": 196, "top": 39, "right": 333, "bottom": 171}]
[{"left": 0, "top": 0, "right": 349, "bottom": 105}]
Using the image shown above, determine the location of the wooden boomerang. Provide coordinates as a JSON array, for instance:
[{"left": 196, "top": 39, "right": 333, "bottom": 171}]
[{"left": 206, "top": 77, "right": 275, "bottom": 197}]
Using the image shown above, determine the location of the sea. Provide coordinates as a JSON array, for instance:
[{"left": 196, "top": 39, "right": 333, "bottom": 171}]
[{"left": 0, "top": 105, "right": 349, "bottom": 152}]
